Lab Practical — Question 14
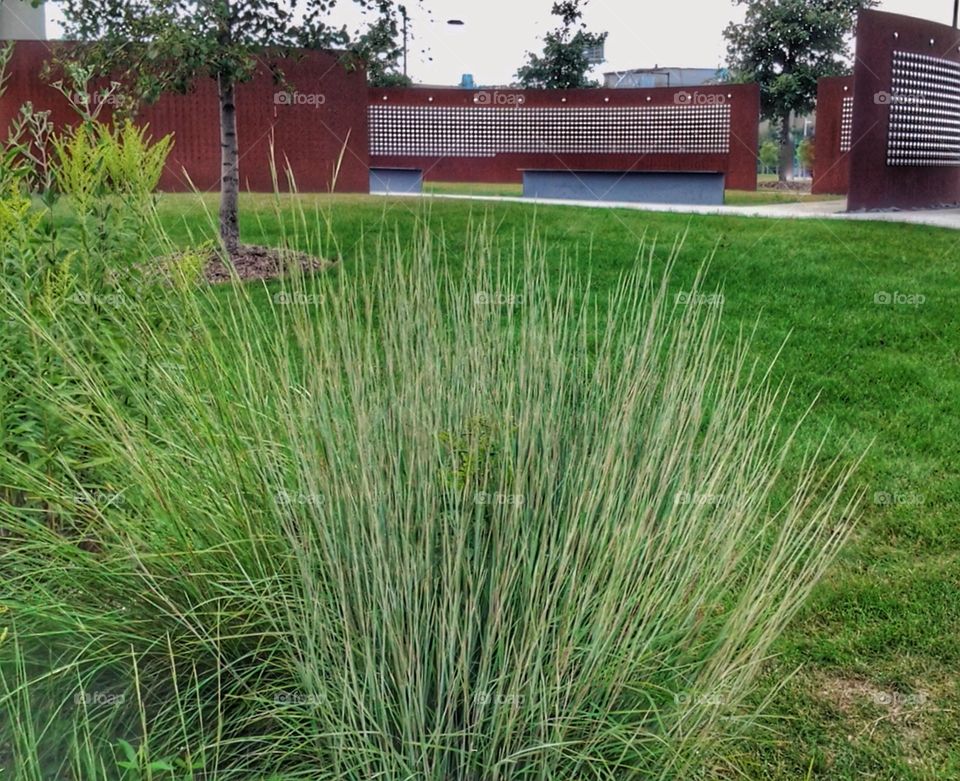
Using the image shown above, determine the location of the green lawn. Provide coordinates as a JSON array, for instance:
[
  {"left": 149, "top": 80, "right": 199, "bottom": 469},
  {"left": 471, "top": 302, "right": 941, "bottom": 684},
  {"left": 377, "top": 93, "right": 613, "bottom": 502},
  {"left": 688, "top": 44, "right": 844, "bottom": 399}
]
[
  {"left": 156, "top": 192, "right": 959, "bottom": 780},
  {"left": 420, "top": 179, "right": 845, "bottom": 206}
]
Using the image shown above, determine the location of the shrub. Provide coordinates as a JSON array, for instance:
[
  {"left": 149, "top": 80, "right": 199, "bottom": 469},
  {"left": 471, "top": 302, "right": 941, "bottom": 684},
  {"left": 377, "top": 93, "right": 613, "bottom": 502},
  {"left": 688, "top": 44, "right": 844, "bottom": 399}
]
[{"left": 0, "top": 204, "right": 864, "bottom": 779}]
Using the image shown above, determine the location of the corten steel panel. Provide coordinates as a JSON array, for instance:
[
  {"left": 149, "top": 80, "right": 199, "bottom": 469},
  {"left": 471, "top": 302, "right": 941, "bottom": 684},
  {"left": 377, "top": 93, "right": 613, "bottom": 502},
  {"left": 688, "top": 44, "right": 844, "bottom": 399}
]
[
  {"left": 369, "top": 85, "right": 759, "bottom": 191},
  {"left": 0, "top": 41, "right": 369, "bottom": 193},
  {"left": 848, "top": 10, "right": 960, "bottom": 210},
  {"left": 812, "top": 76, "right": 854, "bottom": 195}
]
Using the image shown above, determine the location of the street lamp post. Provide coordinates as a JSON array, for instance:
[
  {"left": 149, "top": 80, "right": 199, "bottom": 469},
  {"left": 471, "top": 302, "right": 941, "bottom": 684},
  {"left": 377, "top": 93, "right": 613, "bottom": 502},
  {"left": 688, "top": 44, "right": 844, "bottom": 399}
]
[
  {"left": 400, "top": 4, "right": 408, "bottom": 79},
  {"left": 954, "top": 0, "right": 959, "bottom": 28}
]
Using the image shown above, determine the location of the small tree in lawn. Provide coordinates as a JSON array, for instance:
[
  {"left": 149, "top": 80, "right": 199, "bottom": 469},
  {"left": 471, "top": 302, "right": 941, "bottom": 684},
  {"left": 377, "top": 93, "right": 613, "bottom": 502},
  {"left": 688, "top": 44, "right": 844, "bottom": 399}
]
[
  {"left": 516, "top": 0, "right": 607, "bottom": 89},
  {"left": 758, "top": 139, "right": 779, "bottom": 175},
  {"left": 724, "top": 0, "right": 876, "bottom": 182},
  {"left": 60, "top": 0, "right": 397, "bottom": 255}
]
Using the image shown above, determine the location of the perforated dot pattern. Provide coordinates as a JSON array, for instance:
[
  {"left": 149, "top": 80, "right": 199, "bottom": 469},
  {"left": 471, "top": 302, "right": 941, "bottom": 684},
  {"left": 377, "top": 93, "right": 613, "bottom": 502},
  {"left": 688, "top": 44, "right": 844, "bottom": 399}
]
[
  {"left": 369, "top": 104, "right": 732, "bottom": 157},
  {"left": 887, "top": 50, "right": 960, "bottom": 166},
  {"left": 840, "top": 96, "right": 854, "bottom": 152}
]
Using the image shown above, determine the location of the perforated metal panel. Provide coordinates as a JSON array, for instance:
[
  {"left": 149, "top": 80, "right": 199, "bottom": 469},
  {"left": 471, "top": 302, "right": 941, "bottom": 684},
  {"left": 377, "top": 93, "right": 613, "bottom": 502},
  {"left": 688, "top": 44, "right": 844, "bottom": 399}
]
[
  {"left": 840, "top": 96, "right": 854, "bottom": 152},
  {"left": 369, "top": 104, "right": 731, "bottom": 157},
  {"left": 887, "top": 50, "right": 960, "bottom": 166}
]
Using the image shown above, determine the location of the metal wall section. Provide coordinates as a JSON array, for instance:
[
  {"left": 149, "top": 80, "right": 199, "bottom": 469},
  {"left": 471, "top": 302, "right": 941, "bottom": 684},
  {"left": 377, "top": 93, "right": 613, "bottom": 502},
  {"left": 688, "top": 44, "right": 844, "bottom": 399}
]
[
  {"left": 0, "top": 41, "right": 369, "bottom": 193},
  {"left": 848, "top": 10, "right": 960, "bottom": 210},
  {"left": 812, "top": 76, "right": 854, "bottom": 195},
  {"left": 368, "top": 85, "right": 760, "bottom": 192}
]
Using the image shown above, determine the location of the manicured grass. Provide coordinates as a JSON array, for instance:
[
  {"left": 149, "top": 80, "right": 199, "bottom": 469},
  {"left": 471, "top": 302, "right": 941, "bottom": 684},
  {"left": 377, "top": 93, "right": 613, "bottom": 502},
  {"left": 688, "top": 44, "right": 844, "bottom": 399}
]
[
  {"left": 420, "top": 179, "right": 845, "bottom": 206},
  {"left": 724, "top": 188, "right": 844, "bottom": 206},
  {"left": 424, "top": 181, "right": 523, "bottom": 197},
  {"left": 151, "top": 192, "right": 959, "bottom": 780}
]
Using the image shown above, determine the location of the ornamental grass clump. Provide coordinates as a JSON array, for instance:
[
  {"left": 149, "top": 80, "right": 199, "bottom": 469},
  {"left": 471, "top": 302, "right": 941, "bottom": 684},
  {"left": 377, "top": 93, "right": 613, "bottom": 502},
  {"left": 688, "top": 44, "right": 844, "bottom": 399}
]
[{"left": 0, "top": 202, "right": 863, "bottom": 779}]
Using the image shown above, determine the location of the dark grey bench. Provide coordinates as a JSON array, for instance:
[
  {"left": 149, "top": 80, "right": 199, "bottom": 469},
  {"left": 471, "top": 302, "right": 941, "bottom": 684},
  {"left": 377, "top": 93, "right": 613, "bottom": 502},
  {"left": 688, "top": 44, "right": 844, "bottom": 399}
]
[
  {"left": 370, "top": 167, "right": 424, "bottom": 194},
  {"left": 521, "top": 169, "right": 725, "bottom": 206}
]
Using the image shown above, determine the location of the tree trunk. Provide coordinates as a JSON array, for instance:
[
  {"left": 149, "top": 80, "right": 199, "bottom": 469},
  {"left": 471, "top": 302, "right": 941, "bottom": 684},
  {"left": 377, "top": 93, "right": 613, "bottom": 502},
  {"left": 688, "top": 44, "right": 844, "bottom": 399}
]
[
  {"left": 218, "top": 74, "right": 240, "bottom": 255},
  {"left": 778, "top": 112, "right": 793, "bottom": 183}
]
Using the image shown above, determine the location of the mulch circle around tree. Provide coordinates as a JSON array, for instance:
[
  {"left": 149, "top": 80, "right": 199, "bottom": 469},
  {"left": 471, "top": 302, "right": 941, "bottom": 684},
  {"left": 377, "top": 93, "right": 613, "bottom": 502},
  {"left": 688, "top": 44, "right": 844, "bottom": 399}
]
[{"left": 203, "top": 244, "right": 333, "bottom": 283}]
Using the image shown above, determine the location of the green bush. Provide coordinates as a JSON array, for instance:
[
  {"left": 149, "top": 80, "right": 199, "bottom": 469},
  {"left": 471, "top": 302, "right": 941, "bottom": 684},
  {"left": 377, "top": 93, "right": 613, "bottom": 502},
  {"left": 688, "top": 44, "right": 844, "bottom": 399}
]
[{"left": 1, "top": 196, "right": 864, "bottom": 778}]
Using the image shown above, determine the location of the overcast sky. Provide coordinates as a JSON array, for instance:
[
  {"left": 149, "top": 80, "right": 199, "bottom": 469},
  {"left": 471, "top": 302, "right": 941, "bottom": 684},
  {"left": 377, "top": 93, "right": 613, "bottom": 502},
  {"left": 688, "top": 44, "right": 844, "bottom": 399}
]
[{"left": 42, "top": 0, "right": 960, "bottom": 86}]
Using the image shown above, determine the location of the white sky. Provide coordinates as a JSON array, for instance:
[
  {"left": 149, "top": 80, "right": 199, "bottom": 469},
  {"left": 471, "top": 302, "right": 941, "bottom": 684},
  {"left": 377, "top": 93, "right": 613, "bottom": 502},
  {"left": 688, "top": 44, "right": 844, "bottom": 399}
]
[{"left": 41, "top": 0, "right": 960, "bottom": 86}]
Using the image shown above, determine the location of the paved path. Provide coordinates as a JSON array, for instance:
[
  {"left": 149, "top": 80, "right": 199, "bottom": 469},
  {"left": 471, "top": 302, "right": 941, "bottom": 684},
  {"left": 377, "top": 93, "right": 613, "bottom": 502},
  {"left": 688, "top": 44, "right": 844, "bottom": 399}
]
[{"left": 375, "top": 192, "right": 960, "bottom": 230}]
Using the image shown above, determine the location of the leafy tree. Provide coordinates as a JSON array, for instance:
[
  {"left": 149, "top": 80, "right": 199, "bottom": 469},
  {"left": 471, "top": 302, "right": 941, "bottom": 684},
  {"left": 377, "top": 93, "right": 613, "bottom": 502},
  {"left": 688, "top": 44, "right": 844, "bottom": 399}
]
[
  {"left": 354, "top": 4, "right": 413, "bottom": 87},
  {"left": 724, "top": 0, "right": 876, "bottom": 181},
  {"left": 516, "top": 0, "right": 607, "bottom": 89},
  {"left": 758, "top": 139, "right": 779, "bottom": 174},
  {"left": 60, "top": 0, "right": 397, "bottom": 253}
]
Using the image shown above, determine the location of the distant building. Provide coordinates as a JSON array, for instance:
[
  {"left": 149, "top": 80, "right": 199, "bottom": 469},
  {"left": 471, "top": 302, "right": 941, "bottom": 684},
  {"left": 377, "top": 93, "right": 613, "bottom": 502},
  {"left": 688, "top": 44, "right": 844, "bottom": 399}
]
[
  {"left": 603, "top": 67, "right": 724, "bottom": 89},
  {"left": 0, "top": 0, "right": 46, "bottom": 40}
]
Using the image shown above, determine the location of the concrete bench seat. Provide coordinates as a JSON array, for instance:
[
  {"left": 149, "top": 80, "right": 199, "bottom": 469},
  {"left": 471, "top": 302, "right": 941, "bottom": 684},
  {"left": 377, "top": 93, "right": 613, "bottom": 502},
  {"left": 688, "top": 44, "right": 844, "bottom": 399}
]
[
  {"left": 370, "top": 167, "right": 423, "bottom": 194},
  {"left": 521, "top": 169, "right": 725, "bottom": 206}
]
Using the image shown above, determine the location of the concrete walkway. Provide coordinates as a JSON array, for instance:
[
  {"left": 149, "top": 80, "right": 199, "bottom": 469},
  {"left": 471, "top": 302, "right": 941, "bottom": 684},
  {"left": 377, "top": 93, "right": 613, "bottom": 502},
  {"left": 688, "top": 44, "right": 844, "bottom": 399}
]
[{"left": 376, "top": 191, "right": 960, "bottom": 230}]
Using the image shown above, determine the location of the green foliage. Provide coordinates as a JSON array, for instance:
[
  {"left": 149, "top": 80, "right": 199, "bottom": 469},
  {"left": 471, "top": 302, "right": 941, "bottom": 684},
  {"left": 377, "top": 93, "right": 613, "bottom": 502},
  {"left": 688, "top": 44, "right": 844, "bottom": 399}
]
[
  {"left": 758, "top": 139, "right": 779, "bottom": 172},
  {"left": 351, "top": 5, "right": 413, "bottom": 87},
  {"left": 0, "top": 184, "right": 863, "bottom": 779},
  {"left": 437, "top": 416, "right": 516, "bottom": 498},
  {"left": 724, "top": 0, "right": 877, "bottom": 123},
  {"left": 99, "top": 121, "right": 174, "bottom": 205},
  {"left": 516, "top": 0, "right": 607, "bottom": 88},
  {"left": 798, "top": 136, "right": 815, "bottom": 171},
  {"left": 57, "top": 0, "right": 401, "bottom": 247},
  {"left": 0, "top": 53, "right": 174, "bottom": 541}
]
